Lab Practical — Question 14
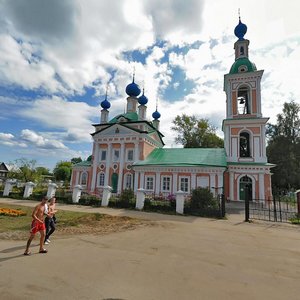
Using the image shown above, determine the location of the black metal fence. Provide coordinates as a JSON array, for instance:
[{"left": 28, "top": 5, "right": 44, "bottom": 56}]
[{"left": 249, "top": 197, "right": 299, "bottom": 223}]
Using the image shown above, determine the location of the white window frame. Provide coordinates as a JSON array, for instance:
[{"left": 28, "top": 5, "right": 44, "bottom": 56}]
[
  {"left": 124, "top": 173, "right": 133, "bottom": 189},
  {"left": 97, "top": 172, "right": 105, "bottom": 187},
  {"left": 126, "top": 149, "right": 134, "bottom": 162},
  {"left": 161, "top": 176, "right": 171, "bottom": 192},
  {"left": 113, "top": 149, "right": 120, "bottom": 162},
  {"left": 179, "top": 176, "right": 190, "bottom": 193},
  {"left": 80, "top": 172, "right": 88, "bottom": 186},
  {"left": 145, "top": 176, "right": 154, "bottom": 191}
]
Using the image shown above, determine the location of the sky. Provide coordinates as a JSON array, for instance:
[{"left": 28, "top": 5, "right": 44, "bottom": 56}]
[{"left": 0, "top": 0, "right": 300, "bottom": 171}]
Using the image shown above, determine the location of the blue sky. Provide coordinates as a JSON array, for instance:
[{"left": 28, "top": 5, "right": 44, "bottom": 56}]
[{"left": 0, "top": 0, "right": 300, "bottom": 171}]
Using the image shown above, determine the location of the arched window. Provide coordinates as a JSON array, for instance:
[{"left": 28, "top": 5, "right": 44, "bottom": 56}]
[
  {"left": 237, "top": 85, "right": 250, "bottom": 114},
  {"left": 240, "top": 46, "right": 244, "bottom": 55},
  {"left": 124, "top": 173, "right": 132, "bottom": 189},
  {"left": 240, "top": 132, "right": 250, "bottom": 157},
  {"left": 80, "top": 172, "right": 88, "bottom": 186},
  {"left": 97, "top": 172, "right": 105, "bottom": 187}
]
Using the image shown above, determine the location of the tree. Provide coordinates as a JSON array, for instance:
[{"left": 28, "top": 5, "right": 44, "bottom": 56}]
[
  {"left": 266, "top": 101, "right": 300, "bottom": 192},
  {"left": 171, "top": 114, "right": 224, "bottom": 148},
  {"left": 53, "top": 161, "right": 72, "bottom": 182},
  {"left": 8, "top": 158, "right": 37, "bottom": 182},
  {"left": 71, "top": 157, "right": 82, "bottom": 165}
]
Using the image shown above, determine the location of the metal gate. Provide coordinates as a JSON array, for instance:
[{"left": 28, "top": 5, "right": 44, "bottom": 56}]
[{"left": 249, "top": 197, "right": 299, "bottom": 223}]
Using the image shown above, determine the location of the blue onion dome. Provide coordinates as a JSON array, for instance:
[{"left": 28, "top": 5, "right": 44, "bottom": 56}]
[
  {"left": 125, "top": 78, "right": 141, "bottom": 97},
  {"left": 138, "top": 89, "right": 148, "bottom": 105},
  {"left": 100, "top": 98, "right": 111, "bottom": 110},
  {"left": 152, "top": 109, "right": 161, "bottom": 120},
  {"left": 234, "top": 18, "right": 247, "bottom": 40}
]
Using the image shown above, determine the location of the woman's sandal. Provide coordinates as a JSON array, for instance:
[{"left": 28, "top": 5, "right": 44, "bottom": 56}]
[
  {"left": 39, "top": 249, "right": 48, "bottom": 254},
  {"left": 23, "top": 251, "right": 31, "bottom": 256}
]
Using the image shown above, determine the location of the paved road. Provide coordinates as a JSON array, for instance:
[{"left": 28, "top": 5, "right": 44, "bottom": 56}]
[{"left": 1, "top": 198, "right": 300, "bottom": 300}]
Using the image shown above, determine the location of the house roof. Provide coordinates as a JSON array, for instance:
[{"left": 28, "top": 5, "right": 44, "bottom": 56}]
[
  {"left": 73, "top": 160, "right": 92, "bottom": 167},
  {"left": 133, "top": 148, "right": 227, "bottom": 167}
]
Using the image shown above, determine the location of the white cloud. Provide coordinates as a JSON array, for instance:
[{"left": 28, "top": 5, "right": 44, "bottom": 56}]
[
  {"left": 19, "top": 96, "right": 96, "bottom": 143},
  {"left": 20, "top": 129, "right": 67, "bottom": 149}
]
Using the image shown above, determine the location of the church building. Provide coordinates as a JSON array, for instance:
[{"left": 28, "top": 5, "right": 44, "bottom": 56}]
[{"left": 71, "top": 18, "right": 273, "bottom": 202}]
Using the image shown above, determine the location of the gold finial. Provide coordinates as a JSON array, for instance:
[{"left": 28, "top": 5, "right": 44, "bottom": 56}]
[
  {"left": 105, "top": 83, "right": 109, "bottom": 100},
  {"left": 133, "top": 65, "right": 135, "bottom": 82}
]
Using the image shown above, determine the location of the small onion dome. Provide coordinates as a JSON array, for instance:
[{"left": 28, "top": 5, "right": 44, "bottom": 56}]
[
  {"left": 126, "top": 80, "right": 141, "bottom": 97},
  {"left": 152, "top": 109, "right": 161, "bottom": 120},
  {"left": 100, "top": 98, "right": 111, "bottom": 110},
  {"left": 234, "top": 18, "right": 247, "bottom": 40},
  {"left": 138, "top": 91, "right": 148, "bottom": 105}
]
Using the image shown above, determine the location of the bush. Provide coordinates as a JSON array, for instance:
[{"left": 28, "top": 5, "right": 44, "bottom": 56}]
[
  {"left": 186, "top": 187, "right": 220, "bottom": 217},
  {"left": 79, "top": 194, "right": 101, "bottom": 207},
  {"left": 119, "top": 189, "right": 135, "bottom": 208}
]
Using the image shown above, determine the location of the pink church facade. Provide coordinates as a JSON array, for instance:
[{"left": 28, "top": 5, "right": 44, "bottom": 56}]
[{"left": 71, "top": 18, "right": 273, "bottom": 202}]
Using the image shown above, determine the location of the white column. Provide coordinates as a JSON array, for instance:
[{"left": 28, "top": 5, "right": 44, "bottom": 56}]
[
  {"left": 75, "top": 171, "right": 80, "bottom": 185},
  {"left": 134, "top": 142, "right": 139, "bottom": 161},
  {"left": 102, "top": 186, "right": 112, "bottom": 207},
  {"left": 191, "top": 173, "right": 196, "bottom": 190},
  {"left": 134, "top": 171, "right": 139, "bottom": 191},
  {"left": 91, "top": 144, "right": 100, "bottom": 192},
  {"left": 140, "top": 172, "right": 145, "bottom": 189},
  {"left": 72, "top": 185, "right": 82, "bottom": 203},
  {"left": 47, "top": 183, "right": 58, "bottom": 199},
  {"left": 155, "top": 172, "right": 160, "bottom": 195},
  {"left": 3, "top": 179, "right": 15, "bottom": 196},
  {"left": 229, "top": 172, "right": 234, "bottom": 201},
  {"left": 259, "top": 173, "right": 265, "bottom": 202},
  {"left": 136, "top": 188, "right": 146, "bottom": 210},
  {"left": 172, "top": 173, "right": 177, "bottom": 194},
  {"left": 217, "top": 172, "right": 224, "bottom": 195},
  {"left": 210, "top": 173, "right": 216, "bottom": 197},
  {"left": 176, "top": 190, "right": 185, "bottom": 214},
  {"left": 104, "top": 143, "right": 112, "bottom": 186},
  {"left": 23, "top": 182, "right": 35, "bottom": 198},
  {"left": 117, "top": 143, "right": 125, "bottom": 192}
]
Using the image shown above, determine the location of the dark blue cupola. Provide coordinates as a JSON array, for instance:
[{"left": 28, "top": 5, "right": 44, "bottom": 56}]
[
  {"left": 234, "top": 17, "right": 247, "bottom": 40},
  {"left": 126, "top": 74, "right": 141, "bottom": 97},
  {"left": 100, "top": 96, "right": 111, "bottom": 110},
  {"left": 138, "top": 89, "right": 148, "bottom": 105},
  {"left": 152, "top": 109, "right": 161, "bottom": 120}
]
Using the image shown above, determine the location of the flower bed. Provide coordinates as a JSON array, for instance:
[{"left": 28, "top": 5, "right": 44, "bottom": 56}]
[{"left": 0, "top": 208, "right": 27, "bottom": 217}]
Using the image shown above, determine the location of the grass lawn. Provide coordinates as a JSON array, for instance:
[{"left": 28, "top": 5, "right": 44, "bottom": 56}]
[{"left": 0, "top": 204, "right": 150, "bottom": 240}]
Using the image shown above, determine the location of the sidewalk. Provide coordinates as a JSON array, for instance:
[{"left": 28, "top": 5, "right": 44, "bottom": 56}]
[{"left": 1, "top": 197, "right": 300, "bottom": 300}]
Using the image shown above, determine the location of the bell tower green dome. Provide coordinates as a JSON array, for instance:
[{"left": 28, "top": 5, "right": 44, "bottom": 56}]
[{"left": 229, "top": 57, "right": 257, "bottom": 74}]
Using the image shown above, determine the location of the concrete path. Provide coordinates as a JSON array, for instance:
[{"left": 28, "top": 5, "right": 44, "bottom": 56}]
[{"left": 1, "top": 198, "right": 300, "bottom": 300}]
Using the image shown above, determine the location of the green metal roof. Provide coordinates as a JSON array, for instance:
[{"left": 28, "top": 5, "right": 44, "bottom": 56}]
[
  {"left": 73, "top": 160, "right": 92, "bottom": 167},
  {"left": 229, "top": 57, "right": 257, "bottom": 74},
  {"left": 133, "top": 148, "right": 227, "bottom": 167},
  {"left": 227, "top": 162, "right": 275, "bottom": 167},
  {"left": 109, "top": 112, "right": 139, "bottom": 124}
]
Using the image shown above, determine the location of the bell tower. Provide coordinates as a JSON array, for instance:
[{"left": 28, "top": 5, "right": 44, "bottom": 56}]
[{"left": 223, "top": 17, "right": 273, "bottom": 202}]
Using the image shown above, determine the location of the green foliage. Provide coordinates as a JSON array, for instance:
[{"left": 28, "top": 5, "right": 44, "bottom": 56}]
[
  {"left": 71, "top": 157, "right": 82, "bottom": 165},
  {"left": 78, "top": 194, "right": 100, "bottom": 207},
  {"left": 266, "top": 101, "right": 300, "bottom": 191},
  {"left": 184, "top": 187, "right": 220, "bottom": 217},
  {"left": 53, "top": 161, "right": 72, "bottom": 181},
  {"left": 171, "top": 114, "right": 224, "bottom": 148},
  {"left": 119, "top": 189, "right": 135, "bottom": 208}
]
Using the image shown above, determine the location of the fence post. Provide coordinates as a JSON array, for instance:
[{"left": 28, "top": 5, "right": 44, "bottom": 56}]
[
  {"left": 245, "top": 185, "right": 250, "bottom": 222},
  {"left": 273, "top": 196, "right": 277, "bottom": 222},
  {"left": 102, "top": 186, "right": 112, "bottom": 207},
  {"left": 221, "top": 194, "right": 226, "bottom": 218},
  {"left": 176, "top": 190, "right": 185, "bottom": 214},
  {"left": 136, "top": 188, "right": 146, "bottom": 210},
  {"left": 296, "top": 190, "right": 300, "bottom": 217}
]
